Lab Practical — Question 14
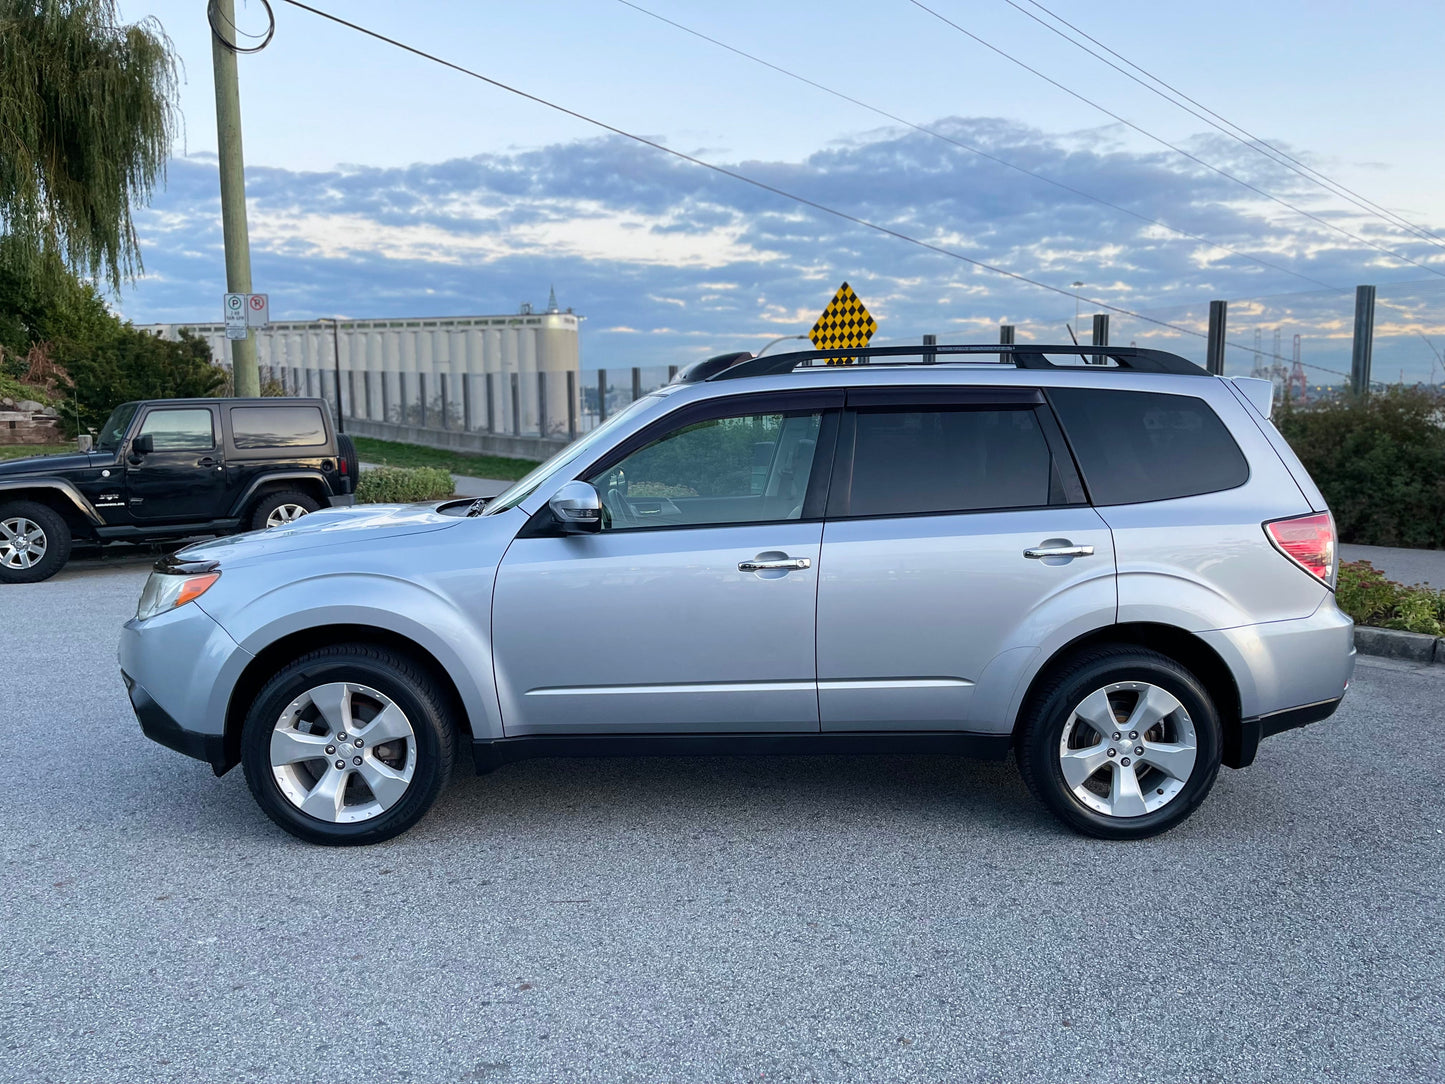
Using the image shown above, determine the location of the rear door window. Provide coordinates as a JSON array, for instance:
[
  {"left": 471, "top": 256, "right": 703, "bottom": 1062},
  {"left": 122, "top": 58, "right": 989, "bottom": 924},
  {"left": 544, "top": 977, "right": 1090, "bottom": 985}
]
[
  {"left": 1048, "top": 388, "right": 1248, "bottom": 504},
  {"left": 230, "top": 405, "right": 329, "bottom": 449},
  {"left": 843, "top": 407, "right": 1064, "bottom": 517}
]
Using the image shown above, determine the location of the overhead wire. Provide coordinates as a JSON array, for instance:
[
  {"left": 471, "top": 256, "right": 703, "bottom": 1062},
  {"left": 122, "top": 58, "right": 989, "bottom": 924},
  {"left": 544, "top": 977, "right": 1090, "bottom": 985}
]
[
  {"left": 274, "top": 0, "right": 1362, "bottom": 380},
  {"left": 905, "top": 0, "right": 1445, "bottom": 280},
  {"left": 1011, "top": 0, "right": 1445, "bottom": 252},
  {"left": 613, "top": 0, "right": 1340, "bottom": 292}
]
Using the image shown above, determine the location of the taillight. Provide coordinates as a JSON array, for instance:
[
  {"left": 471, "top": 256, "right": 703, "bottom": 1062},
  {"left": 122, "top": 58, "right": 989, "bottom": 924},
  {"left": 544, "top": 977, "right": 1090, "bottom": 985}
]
[{"left": 1264, "top": 512, "right": 1336, "bottom": 587}]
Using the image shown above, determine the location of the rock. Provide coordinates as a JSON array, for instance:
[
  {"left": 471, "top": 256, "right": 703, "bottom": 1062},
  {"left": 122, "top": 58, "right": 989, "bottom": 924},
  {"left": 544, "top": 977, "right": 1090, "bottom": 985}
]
[
  {"left": 15, "top": 399, "right": 44, "bottom": 413},
  {"left": 1, "top": 397, "right": 14, "bottom": 407},
  {"left": 39, "top": 406, "right": 59, "bottom": 416}
]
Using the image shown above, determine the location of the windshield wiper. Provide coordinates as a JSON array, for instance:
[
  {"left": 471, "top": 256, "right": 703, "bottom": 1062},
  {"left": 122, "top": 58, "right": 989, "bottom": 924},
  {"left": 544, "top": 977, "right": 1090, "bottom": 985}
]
[{"left": 465, "top": 496, "right": 492, "bottom": 517}]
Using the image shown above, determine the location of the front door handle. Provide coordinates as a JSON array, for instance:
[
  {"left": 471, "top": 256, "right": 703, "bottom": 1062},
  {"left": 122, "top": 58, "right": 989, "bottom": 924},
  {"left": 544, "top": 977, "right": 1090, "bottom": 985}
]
[
  {"left": 739, "top": 557, "right": 812, "bottom": 572},
  {"left": 1024, "top": 544, "right": 1095, "bottom": 559},
  {"left": 198, "top": 457, "right": 216, "bottom": 467}
]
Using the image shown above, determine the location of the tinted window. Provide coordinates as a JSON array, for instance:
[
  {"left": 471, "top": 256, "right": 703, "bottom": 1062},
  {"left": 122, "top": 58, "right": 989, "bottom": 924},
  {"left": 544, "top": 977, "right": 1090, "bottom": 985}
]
[
  {"left": 1048, "top": 388, "right": 1248, "bottom": 504},
  {"left": 587, "top": 411, "right": 823, "bottom": 529},
  {"left": 230, "top": 405, "right": 328, "bottom": 449},
  {"left": 138, "top": 408, "right": 214, "bottom": 451},
  {"left": 847, "top": 408, "right": 1056, "bottom": 517}
]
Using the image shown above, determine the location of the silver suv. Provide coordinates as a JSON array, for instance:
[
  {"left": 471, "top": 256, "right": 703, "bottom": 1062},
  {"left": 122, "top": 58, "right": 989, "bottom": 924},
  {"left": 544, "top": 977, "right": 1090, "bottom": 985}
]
[{"left": 119, "top": 344, "right": 1355, "bottom": 845}]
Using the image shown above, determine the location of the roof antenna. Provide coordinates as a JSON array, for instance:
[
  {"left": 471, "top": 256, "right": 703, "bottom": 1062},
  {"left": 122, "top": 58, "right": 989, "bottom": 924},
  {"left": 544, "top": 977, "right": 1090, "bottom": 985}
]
[{"left": 1065, "top": 322, "right": 1081, "bottom": 346}]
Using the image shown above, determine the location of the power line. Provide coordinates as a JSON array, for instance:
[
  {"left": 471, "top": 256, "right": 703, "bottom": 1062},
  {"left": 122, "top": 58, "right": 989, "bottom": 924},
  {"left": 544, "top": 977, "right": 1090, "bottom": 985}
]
[
  {"left": 1011, "top": 0, "right": 1445, "bottom": 250},
  {"left": 1003, "top": 0, "right": 1445, "bottom": 252},
  {"left": 613, "top": 0, "right": 1340, "bottom": 292},
  {"left": 905, "top": 0, "right": 1445, "bottom": 280},
  {"left": 273, "top": 0, "right": 1226, "bottom": 345}
]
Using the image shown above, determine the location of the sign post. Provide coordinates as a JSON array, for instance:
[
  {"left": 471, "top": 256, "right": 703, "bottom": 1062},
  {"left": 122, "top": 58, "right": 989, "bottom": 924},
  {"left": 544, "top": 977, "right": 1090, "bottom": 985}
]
[{"left": 810, "top": 282, "right": 877, "bottom": 363}]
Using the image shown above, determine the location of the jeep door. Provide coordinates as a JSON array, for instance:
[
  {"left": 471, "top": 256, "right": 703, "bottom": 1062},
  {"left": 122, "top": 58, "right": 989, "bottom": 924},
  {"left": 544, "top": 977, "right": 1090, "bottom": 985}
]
[
  {"left": 491, "top": 391, "right": 841, "bottom": 736},
  {"left": 125, "top": 405, "right": 229, "bottom": 520},
  {"left": 814, "top": 388, "right": 1116, "bottom": 731}
]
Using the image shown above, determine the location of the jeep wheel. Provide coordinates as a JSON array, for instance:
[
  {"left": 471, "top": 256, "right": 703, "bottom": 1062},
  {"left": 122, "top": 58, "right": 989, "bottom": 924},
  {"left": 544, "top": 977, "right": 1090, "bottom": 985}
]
[
  {"left": 252, "top": 490, "right": 320, "bottom": 530},
  {"left": 1017, "top": 647, "right": 1222, "bottom": 840},
  {"left": 240, "top": 643, "right": 457, "bottom": 845},
  {"left": 0, "top": 501, "right": 72, "bottom": 584}
]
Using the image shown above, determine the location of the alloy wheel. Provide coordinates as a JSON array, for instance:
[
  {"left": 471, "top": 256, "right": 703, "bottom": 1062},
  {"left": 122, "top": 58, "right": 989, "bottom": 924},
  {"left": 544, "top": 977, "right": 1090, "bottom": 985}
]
[
  {"left": 0, "top": 517, "right": 47, "bottom": 571},
  {"left": 269, "top": 682, "right": 417, "bottom": 823},
  {"left": 1057, "top": 680, "right": 1198, "bottom": 818},
  {"left": 266, "top": 503, "right": 310, "bottom": 528}
]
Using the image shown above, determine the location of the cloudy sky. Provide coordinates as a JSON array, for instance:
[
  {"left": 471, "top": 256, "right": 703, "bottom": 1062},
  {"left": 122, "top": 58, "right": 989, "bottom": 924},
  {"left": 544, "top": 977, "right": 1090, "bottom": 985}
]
[{"left": 113, "top": 0, "right": 1445, "bottom": 383}]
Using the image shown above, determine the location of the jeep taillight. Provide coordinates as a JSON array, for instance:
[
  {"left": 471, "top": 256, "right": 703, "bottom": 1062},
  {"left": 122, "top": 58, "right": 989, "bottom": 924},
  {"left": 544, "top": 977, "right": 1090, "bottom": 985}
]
[{"left": 1265, "top": 512, "right": 1336, "bottom": 587}]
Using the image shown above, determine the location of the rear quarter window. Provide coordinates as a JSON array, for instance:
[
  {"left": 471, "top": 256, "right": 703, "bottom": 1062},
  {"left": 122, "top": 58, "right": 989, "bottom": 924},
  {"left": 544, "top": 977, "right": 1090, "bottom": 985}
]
[
  {"left": 1048, "top": 388, "right": 1248, "bottom": 505},
  {"left": 230, "top": 405, "right": 329, "bottom": 450}
]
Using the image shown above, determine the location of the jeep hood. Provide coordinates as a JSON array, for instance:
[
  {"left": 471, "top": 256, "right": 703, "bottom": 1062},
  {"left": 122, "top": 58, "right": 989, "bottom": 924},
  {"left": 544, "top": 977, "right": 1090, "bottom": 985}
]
[
  {"left": 175, "top": 502, "right": 463, "bottom": 565},
  {"left": 0, "top": 451, "right": 103, "bottom": 476}
]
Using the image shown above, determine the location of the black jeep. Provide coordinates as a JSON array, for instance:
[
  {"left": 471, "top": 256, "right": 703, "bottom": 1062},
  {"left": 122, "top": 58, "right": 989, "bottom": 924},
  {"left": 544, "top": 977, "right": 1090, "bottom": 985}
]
[{"left": 0, "top": 397, "right": 357, "bottom": 583}]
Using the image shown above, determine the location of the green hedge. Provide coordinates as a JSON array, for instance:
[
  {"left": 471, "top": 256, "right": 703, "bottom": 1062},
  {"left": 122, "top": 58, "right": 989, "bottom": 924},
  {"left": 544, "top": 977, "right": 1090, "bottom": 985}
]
[
  {"left": 1336, "top": 560, "right": 1445, "bottom": 636},
  {"left": 355, "top": 466, "right": 454, "bottom": 504},
  {"left": 1276, "top": 388, "right": 1445, "bottom": 548}
]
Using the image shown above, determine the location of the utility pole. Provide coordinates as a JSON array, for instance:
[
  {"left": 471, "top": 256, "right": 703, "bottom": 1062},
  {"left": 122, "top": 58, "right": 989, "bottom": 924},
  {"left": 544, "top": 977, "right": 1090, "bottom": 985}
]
[{"left": 211, "top": 0, "right": 259, "bottom": 397}]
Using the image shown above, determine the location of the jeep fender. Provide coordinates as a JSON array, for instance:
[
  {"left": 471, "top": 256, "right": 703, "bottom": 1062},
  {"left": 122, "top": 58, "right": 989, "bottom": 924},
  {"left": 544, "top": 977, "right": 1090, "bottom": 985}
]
[{"left": 0, "top": 477, "right": 104, "bottom": 526}]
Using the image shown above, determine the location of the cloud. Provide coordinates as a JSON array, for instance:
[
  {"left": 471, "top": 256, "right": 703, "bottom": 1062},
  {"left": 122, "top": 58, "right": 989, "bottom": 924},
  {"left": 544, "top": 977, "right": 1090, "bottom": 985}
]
[{"left": 122, "top": 116, "right": 1445, "bottom": 383}]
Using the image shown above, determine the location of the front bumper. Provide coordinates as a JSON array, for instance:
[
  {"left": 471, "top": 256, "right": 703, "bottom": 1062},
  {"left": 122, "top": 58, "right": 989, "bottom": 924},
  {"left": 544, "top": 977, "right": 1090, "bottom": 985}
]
[
  {"left": 119, "top": 601, "right": 252, "bottom": 775},
  {"left": 122, "top": 671, "right": 229, "bottom": 772}
]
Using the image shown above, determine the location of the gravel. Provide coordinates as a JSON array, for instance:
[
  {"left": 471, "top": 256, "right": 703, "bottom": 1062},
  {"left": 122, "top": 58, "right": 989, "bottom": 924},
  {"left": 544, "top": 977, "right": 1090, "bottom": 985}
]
[{"left": 2, "top": 559, "right": 1443, "bottom": 1083}]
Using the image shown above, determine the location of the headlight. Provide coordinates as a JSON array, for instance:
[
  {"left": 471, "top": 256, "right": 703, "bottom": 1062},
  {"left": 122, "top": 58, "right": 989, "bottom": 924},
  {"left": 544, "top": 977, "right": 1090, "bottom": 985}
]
[{"left": 136, "top": 571, "right": 220, "bottom": 621}]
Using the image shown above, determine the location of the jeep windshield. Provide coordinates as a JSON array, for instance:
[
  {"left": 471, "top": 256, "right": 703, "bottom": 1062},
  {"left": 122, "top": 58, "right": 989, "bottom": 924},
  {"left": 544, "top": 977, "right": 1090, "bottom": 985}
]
[{"left": 97, "top": 402, "right": 140, "bottom": 453}]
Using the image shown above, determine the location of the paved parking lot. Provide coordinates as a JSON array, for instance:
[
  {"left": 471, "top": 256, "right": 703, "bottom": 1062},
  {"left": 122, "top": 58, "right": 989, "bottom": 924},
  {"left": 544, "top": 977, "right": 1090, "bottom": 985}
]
[{"left": 2, "top": 558, "right": 1443, "bottom": 1083}]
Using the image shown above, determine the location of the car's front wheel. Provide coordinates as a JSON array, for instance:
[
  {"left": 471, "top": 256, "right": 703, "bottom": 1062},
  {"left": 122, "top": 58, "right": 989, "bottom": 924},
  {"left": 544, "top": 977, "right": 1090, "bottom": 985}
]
[
  {"left": 240, "top": 644, "right": 457, "bottom": 845},
  {"left": 1017, "top": 647, "right": 1222, "bottom": 840},
  {"left": 0, "top": 500, "right": 72, "bottom": 584}
]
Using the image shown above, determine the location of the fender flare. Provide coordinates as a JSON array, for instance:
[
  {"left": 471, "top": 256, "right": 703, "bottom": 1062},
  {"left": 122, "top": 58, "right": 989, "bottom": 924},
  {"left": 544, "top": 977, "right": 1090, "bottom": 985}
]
[
  {"left": 227, "top": 471, "right": 334, "bottom": 519},
  {"left": 0, "top": 476, "right": 104, "bottom": 526}
]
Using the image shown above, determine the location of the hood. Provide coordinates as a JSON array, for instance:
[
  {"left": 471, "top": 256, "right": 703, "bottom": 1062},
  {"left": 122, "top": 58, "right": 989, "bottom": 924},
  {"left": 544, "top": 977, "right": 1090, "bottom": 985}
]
[
  {"left": 0, "top": 450, "right": 103, "bottom": 476},
  {"left": 176, "top": 502, "right": 464, "bottom": 566}
]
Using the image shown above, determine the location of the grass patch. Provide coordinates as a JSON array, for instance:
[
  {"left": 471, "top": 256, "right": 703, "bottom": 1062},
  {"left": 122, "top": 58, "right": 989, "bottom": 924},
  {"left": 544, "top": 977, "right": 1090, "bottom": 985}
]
[
  {"left": 355, "top": 466, "right": 457, "bottom": 504},
  {"left": 350, "top": 436, "right": 540, "bottom": 481},
  {"left": 0, "top": 443, "right": 72, "bottom": 460},
  {"left": 1337, "top": 560, "right": 1445, "bottom": 636}
]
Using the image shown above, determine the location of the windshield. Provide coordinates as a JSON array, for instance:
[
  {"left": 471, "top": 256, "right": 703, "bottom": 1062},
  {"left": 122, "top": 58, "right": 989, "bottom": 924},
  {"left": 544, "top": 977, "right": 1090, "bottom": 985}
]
[
  {"left": 484, "top": 395, "right": 660, "bottom": 515},
  {"left": 96, "top": 402, "right": 140, "bottom": 453}
]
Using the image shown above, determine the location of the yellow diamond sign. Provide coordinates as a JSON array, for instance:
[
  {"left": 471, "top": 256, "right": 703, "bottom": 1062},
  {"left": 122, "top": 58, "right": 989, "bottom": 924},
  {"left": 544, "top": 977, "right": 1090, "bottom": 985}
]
[{"left": 810, "top": 281, "right": 876, "bottom": 363}]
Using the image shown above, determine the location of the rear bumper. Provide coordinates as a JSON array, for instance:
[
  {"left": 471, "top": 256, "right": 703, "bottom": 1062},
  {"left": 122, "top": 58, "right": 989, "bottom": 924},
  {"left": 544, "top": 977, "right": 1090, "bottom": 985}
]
[{"left": 1230, "top": 695, "right": 1344, "bottom": 769}]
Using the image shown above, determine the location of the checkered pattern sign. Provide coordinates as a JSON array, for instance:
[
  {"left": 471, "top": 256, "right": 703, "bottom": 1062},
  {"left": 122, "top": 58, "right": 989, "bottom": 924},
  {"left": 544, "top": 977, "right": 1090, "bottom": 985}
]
[{"left": 810, "top": 282, "right": 876, "bottom": 363}]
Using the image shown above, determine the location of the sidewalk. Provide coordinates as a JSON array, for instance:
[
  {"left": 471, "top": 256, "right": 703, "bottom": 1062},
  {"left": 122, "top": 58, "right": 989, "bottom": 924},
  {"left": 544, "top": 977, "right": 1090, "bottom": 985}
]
[{"left": 1339, "top": 543, "right": 1445, "bottom": 587}]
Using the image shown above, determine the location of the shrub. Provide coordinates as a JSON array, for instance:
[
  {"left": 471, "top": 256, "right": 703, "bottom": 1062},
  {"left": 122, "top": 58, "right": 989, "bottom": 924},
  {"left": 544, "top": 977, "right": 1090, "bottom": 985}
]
[
  {"left": 1335, "top": 560, "right": 1445, "bottom": 636},
  {"left": 1275, "top": 387, "right": 1445, "bottom": 548},
  {"left": 355, "top": 466, "right": 454, "bottom": 504}
]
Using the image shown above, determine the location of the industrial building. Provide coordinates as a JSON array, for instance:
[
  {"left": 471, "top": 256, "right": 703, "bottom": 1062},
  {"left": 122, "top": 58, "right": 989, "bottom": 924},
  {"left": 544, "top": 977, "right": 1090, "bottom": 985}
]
[{"left": 140, "top": 292, "right": 582, "bottom": 449}]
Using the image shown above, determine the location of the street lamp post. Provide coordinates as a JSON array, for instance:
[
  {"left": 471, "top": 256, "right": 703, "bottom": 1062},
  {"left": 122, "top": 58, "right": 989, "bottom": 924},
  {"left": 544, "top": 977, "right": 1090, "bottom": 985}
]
[
  {"left": 1070, "top": 281, "right": 1085, "bottom": 331},
  {"left": 318, "top": 316, "right": 345, "bottom": 434}
]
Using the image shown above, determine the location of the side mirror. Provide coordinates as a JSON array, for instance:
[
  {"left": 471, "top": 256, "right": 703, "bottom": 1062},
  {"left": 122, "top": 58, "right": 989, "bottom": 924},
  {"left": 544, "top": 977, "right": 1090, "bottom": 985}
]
[
  {"left": 549, "top": 480, "right": 602, "bottom": 534},
  {"left": 131, "top": 433, "right": 155, "bottom": 456}
]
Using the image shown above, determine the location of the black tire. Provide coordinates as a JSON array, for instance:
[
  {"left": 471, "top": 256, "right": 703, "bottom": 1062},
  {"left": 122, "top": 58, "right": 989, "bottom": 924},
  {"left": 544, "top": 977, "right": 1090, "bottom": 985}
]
[
  {"left": 240, "top": 643, "right": 457, "bottom": 845},
  {"left": 1016, "top": 646, "right": 1222, "bottom": 840},
  {"left": 0, "top": 500, "right": 72, "bottom": 584},
  {"left": 336, "top": 434, "right": 360, "bottom": 494},
  {"left": 249, "top": 489, "right": 321, "bottom": 531}
]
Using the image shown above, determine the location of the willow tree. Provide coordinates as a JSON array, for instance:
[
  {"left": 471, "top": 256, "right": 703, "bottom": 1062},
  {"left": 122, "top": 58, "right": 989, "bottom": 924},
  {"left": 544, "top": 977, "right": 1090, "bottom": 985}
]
[{"left": 0, "top": 0, "right": 178, "bottom": 288}]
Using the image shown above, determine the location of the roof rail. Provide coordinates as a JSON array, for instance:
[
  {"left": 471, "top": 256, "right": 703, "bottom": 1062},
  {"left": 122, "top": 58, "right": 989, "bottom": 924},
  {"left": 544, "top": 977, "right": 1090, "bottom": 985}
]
[{"left": 676, "top": 343, "right": 1209, "bottom": 382}]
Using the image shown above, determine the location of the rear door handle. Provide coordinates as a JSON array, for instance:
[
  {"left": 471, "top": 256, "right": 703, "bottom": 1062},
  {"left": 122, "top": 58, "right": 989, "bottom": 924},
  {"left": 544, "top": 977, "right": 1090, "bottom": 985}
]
[
  {"left": 739, "top": 557, "right": 812, "bottom": 572},
  {"left": 1024, "top": 544, "right": 1095, "bottom": 559}
]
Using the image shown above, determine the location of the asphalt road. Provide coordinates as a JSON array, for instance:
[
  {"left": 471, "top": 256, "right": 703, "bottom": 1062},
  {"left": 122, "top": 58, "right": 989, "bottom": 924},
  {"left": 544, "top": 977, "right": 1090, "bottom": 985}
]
[{"left": 3, "top": 559, "right": 1443, "bottom": 1084}]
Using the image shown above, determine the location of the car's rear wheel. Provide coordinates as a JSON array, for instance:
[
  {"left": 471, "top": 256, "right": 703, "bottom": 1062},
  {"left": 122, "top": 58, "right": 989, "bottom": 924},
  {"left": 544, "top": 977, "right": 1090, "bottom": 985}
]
[
  {"left": 1017, "top": 647, "right": 1222, "bottom": 840},
  {"left": 0, "top": 500, "right": 72, "bottom": 584},
  {"left": 251, "top": 490, "right": 320, "bottom": 530},
  {"left": 240, "top": 644, "right": 457, "bottom": 845}
]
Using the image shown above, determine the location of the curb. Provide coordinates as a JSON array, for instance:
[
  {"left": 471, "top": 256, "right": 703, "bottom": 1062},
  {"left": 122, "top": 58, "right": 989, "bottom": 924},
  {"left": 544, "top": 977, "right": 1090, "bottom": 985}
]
[{"left": 1354, "top": 625, "right": 1445, "bottom": 665}]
